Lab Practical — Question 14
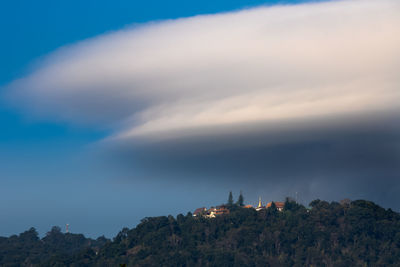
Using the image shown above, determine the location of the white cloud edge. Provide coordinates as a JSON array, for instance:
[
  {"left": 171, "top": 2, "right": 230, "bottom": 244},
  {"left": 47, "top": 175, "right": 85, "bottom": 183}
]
[{"left": 4, "top": 0, "right": 400, "bottom": 142}]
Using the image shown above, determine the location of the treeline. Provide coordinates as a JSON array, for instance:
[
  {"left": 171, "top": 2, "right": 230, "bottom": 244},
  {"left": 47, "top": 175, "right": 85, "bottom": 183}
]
[
  {"left": 1, "top": 199, "right": 400, "bottom": 266},
  {"left": 0, "top": 226, "right": 108, "bottom": 266}
]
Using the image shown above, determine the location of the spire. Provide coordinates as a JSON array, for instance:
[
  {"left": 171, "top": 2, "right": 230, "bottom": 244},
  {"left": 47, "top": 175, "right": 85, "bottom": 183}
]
[{"left": 258, "top": 196, "right": 262, "bottom": 208}]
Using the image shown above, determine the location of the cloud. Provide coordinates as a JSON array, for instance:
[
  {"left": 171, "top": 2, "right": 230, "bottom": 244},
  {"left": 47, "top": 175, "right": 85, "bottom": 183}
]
[
  {"left": 4, "top": 0, "right": 400, "bottom": 206},
  {"left": 5, "top": 0, "right": 400, "bottom": 135}
]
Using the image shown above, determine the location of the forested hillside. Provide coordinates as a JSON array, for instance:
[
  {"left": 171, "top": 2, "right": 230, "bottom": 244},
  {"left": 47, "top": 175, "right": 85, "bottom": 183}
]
[
  {"left": 0, "top": 226, "right": 108, "bottom": 266},
  {"left": 1, "top": 199, "right": 400, "bottom": 266}
]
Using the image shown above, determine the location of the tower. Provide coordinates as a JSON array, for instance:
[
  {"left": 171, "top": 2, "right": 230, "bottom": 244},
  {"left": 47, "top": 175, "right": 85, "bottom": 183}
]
[
  {"left": 66, "top": 224, "right": 69, "bottom": 233},
  {"left": 258, "top": 197, "right": 262, "bottom": 208}
]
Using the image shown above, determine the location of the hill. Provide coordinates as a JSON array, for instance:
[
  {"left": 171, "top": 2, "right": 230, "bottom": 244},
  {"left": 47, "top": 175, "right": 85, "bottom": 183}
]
[{"left": 1, "top": 199, "right": 400, "bottom": 266}]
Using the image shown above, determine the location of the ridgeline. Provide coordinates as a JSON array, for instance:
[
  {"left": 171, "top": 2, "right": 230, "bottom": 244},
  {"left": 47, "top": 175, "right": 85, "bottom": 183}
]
[{"left": 1, "top": 198, "right": 400, "bottom": 266}]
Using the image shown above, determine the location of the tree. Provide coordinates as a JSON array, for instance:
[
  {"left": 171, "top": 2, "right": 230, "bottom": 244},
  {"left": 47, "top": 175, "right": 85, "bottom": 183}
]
[
  {"left": 43, "top": 226, "right": 64, "bottom": 246},
  {"left": 237, "top": 191, "right": 244, "bottom": 206},
  {"left": 47, "top": 226, "right": 62, "bottom": 235},
  {"left": 267, "top": 202, "right": 278, "bottom": 216},
  {"left": 284, "top": 197, "right": 299, "bottom": 211},
  {"left": 19, "top": 227, "right": 39, "bottom": 243},
  {"left": 228, "top": 191, "right": 234, "bottom": 206},
  {"left": 2, "top": 198, "right": 400, "bottom": 266}
]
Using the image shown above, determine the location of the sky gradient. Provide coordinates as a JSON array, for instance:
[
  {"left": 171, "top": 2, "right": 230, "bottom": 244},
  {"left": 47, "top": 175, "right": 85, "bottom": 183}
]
[{"left": 1, "top": 0, "right": 399, "bottom": 238}]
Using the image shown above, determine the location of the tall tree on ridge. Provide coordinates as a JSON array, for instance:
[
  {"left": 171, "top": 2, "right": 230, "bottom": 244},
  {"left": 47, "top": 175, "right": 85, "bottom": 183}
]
[
  {"left": 237, "top": 191, "right": 244, "bottom": 206},
  {"left": 228, "top": 191, "right": 234, "bottom": 206}
]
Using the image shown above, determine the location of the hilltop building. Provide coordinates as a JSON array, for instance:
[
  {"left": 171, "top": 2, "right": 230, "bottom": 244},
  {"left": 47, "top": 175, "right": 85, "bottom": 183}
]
[
  {"left": 193, "top": 198, "right": 286, "bottom": 218},
  {"left": 266, "top": 201, "right": 285, "bottom": 211},
  {"left": 255, "top": 197, "right": 265, "bottom": 211},
  {"left": 193, "top": 207, "right": 207, "bottom": 217},
  {"left": 205, "top": 205, "right": 230, "bottom": 218}
]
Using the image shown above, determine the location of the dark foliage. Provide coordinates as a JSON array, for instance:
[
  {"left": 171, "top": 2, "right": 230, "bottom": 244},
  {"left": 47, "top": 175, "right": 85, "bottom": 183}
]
[
  {"left": 228, "top": 191, "right": 234, "bottom": 206},
  {"left": 0, "top": 227, "right": 108, "bottom": 267},
  {"left": 236, "top": 191, "right": 244, "bottom": 206},
  {"left": 1, "top": 199, "right": 400, "bottom": 266}
]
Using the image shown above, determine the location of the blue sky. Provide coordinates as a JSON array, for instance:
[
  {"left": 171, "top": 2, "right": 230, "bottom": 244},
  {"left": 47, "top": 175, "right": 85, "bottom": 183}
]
[
  {"left": 0, "top": 0, "right": 313, "bottom": 238},
  {"left": 1, "top": 0, "right": 314, "bottom": 84},
  {"left": 1, "top": 0, "right": 399, "bottom": 238}
]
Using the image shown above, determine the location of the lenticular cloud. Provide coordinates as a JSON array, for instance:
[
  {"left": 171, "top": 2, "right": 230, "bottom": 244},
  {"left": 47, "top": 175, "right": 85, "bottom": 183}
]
[{"left": 5, "top": 0, "right": 400, "bottom": 142}]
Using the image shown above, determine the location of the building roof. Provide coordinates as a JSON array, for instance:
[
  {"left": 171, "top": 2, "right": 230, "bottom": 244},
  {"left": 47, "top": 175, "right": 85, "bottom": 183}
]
[
  {"left": 193, "top": 207, "right": 206, "bottom": 215},
  {"left": 266, "top": 201, "right": 285, "bottom": 209}
]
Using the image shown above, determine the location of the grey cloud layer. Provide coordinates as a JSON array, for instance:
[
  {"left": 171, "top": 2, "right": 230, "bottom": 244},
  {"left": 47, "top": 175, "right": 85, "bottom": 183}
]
[
  {"left": 4, "top": 0, "right": 400, "bottom": 207},
  {"left": 107, "top": 111, "right": 400, "bottom": 208}
]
